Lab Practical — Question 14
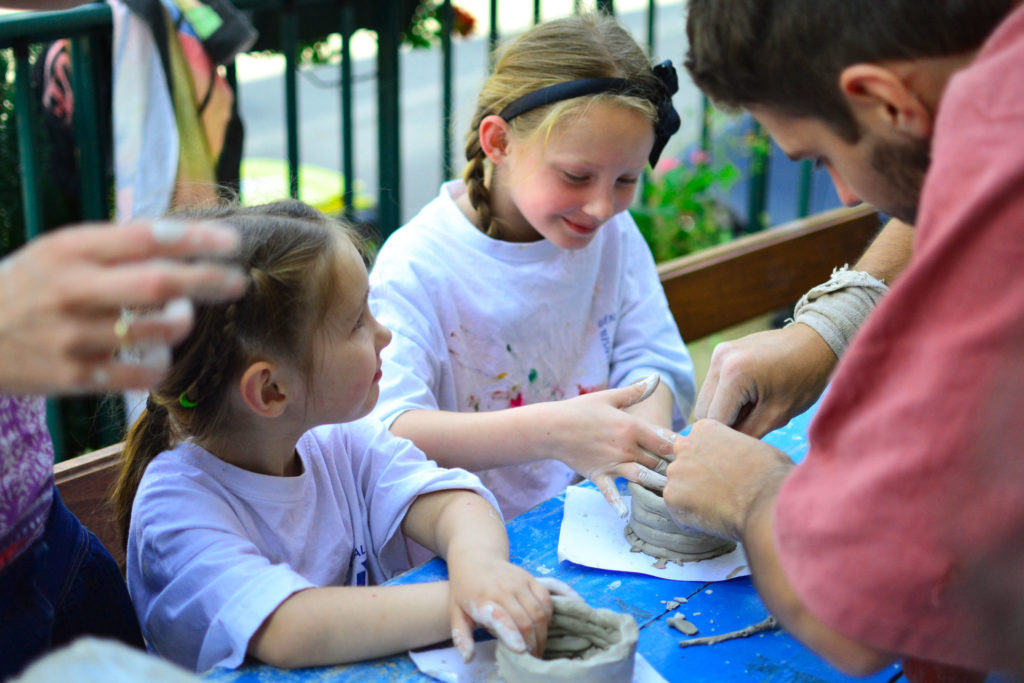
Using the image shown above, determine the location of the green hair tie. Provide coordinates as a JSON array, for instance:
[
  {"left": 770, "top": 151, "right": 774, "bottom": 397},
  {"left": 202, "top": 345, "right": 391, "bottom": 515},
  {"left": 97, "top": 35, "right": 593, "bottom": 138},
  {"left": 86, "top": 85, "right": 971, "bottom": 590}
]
[{"left": 179, "top": 392, "right": 198, "bottom": 408}]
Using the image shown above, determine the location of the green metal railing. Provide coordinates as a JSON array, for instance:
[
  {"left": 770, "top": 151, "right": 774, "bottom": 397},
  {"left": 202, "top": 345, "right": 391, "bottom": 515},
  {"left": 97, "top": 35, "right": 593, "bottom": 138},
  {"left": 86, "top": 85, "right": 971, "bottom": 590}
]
[
  {"left": 2, "top": 4, "right": 114, "bottom": 241},
  {"left": 0, "top": 0, "right": 793, "bottom": 244},
  {"left": 0, "top": 0, "right": 807, "bottom": 456}
]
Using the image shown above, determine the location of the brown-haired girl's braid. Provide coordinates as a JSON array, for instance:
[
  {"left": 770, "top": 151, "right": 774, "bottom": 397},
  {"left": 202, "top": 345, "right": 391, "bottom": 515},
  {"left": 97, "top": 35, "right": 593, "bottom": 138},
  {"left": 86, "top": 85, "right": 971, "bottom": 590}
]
[
  {"left": 115, "top": 296, "right": 253, "bottom": 547},
  {"left": 114, "top": 395, "right": 175, "bottom": 549},
  {"left": 185, "top": 300, "right": 240, "bottom": 408}
]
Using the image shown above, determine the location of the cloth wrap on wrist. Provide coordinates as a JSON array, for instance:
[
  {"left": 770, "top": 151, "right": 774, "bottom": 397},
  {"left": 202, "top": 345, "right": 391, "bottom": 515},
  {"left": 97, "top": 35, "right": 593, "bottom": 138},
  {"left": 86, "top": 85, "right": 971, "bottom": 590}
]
[{"left": 786, "top": 266, "right": 889, "bottom": 358}]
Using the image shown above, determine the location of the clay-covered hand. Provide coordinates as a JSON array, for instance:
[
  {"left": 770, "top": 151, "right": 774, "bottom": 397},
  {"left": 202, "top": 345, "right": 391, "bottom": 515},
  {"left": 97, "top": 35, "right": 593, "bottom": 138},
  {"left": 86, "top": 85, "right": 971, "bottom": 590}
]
[
  {"left": 662, "top": 419, "right": 794, "bottom": 541},
  {"left": 0, "top": 219, "right": 244, "bottom": 395},
  {"left": 694, "top": 324, "right": 836, "bottom": 438},
  {"left": 447, "top": 553, "right": 569, "bottom": 662},
  {"left": 543, "top": 374, "right": 677, "bottom": 517}
]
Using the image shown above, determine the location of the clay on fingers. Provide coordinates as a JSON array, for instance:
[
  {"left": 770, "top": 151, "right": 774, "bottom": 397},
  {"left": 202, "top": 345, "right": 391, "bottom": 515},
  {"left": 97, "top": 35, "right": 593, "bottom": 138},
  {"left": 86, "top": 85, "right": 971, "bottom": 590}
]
[{"left": 496, "top": 596, "right": 637, "bottom": 682}]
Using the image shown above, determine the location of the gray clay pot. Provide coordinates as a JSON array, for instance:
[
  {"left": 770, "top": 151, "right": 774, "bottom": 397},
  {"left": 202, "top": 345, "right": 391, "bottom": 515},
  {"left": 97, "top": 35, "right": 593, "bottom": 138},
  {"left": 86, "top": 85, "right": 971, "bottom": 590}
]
[
  {"left": 625, "top": 482, "right": 736, "bottom": 562},
  {"left": 496, "top": 596, "right": 638, "bottom": 682}
]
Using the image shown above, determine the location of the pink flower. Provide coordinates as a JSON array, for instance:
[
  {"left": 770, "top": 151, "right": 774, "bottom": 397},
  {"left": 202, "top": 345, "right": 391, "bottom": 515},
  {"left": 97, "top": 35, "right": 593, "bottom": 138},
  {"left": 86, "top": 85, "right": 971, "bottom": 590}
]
[
  {"left": 688, "top": 149, "right": 711, "bottom": 166},
  {"left": 655, "top": 157, "right": 682, "bottom": 174}
]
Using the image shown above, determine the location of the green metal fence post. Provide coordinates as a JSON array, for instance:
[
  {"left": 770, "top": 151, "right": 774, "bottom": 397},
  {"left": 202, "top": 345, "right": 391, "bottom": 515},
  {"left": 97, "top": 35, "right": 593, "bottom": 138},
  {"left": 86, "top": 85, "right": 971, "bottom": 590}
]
[
  {"left": 69, "top": 33, "right": 105, "bottom": 220},
  {"left": 699, "top": 94, "right": 711, "bottom": 153},
  {"left": 596, "top": 0, "right": 614, "bottom": 16},
  {"left": 13, "top": 43, "right": 42, "bottom": 239},
  {"left": 488, "top": 0, "right": 498, "bottom": 69},
  {"left": 798, "top": 160, "right": 813, "bottom": 218},
  {"left": 72, "top": 30, "right": 125, "bottom": 451},
  {"left": 533, "top": 0, "right": 541, "bottom": 24},
  {"left": 226, "top": 61, "right": 241, "bottom": 200},
  {"left": 376, "top": 4, "right": 402, "bottom": 237},
  {"left": 340, "top": 3, "right": 355, "bottom": 222},
  {"left": 283, "top": 1, "right": 300, "bottom": 199},
  {"left": 441, "top": 0, "right": 454, "bottom": 181},
  {"left": 646, "top": 0, "right": 654, "bottom": 57},
  {"left": 746, "top": 122, "right": 770, "bottom": 232},
  {"left": 13, "top": 41, "right": 65, "bottom": 458}
]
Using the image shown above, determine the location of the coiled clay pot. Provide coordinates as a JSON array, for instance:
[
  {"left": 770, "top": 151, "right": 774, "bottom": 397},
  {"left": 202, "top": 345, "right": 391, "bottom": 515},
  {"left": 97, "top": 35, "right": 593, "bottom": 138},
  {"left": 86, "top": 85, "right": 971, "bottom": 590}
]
[
  {"left": 496, "top": 596, "right": 638, "bottom": 683},
  {"left": 625, "top": 482, "right": 735, "bottom": 566}
]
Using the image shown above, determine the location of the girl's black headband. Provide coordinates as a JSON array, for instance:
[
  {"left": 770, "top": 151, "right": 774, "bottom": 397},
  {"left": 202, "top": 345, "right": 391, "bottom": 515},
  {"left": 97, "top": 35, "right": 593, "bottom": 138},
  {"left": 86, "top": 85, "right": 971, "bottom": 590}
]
[{"left": 497, "top": 60, "right": 681, "bottom": 167}]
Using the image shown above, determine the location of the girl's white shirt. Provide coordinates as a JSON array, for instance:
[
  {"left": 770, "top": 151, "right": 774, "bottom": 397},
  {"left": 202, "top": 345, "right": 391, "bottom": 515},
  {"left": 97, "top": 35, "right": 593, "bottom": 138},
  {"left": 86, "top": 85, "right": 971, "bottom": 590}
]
[
  {"left": 369, "top": 180, "right": 695, "bottom": 519},
  {"left": 125, "top": 417, "right": 496, "bottom": 673}
]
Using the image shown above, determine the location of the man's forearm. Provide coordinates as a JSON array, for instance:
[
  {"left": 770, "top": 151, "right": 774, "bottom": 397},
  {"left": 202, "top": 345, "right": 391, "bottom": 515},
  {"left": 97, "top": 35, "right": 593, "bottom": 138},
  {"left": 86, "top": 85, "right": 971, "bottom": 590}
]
[
  {"left": 742, "top": 487, "right": 895, "bottom": 676},
  {"left": 788, "top": 217, "right": 912, "bottom": 359},
  {"left": 852, "top": 217, "right": 914, "bottom": 284}
]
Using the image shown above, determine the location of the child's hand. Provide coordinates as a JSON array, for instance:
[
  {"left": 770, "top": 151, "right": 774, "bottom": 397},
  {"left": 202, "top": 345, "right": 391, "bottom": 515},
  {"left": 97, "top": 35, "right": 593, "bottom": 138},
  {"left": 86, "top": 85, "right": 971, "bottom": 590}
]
[
  {"left": 447, "top": 554, "right": 577, "bottom": 662},
  {"left": 542, "top": 373, "right": 677, "bottom": 516}
]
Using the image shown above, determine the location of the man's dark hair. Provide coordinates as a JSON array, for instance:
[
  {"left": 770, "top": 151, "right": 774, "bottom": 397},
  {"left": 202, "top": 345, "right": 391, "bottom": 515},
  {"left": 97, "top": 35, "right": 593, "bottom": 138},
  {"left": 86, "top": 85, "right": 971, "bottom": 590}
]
[{"left": 685, "top": 0, "right": 1016, "bottom": 141}]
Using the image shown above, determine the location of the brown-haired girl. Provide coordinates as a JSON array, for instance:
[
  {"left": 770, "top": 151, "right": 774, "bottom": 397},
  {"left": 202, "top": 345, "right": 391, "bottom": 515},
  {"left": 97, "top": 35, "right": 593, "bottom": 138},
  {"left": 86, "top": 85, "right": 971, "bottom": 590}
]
[
  {"left": 369, "top": 14, "right": 695, "bottom": 520},
  {"left": 114, "top": 200, "right": 561, "bottom": 672}
]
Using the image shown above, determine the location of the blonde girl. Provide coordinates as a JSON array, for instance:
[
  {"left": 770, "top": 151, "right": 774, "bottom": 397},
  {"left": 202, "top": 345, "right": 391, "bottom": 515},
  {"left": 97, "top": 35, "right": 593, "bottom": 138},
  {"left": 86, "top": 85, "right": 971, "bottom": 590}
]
[
  {"left": 369, "top": 14, "right": 696, "bottom": 521},
  {"left": 114, "top": 201, "right": 559, "bottom": 672}
]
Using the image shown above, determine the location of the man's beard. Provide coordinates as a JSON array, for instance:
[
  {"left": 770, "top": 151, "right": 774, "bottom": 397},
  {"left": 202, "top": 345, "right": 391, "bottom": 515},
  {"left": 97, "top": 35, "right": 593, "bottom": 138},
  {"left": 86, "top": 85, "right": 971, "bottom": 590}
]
[{"left": 869, "top": 136, "right": 931, "bottom": 225}]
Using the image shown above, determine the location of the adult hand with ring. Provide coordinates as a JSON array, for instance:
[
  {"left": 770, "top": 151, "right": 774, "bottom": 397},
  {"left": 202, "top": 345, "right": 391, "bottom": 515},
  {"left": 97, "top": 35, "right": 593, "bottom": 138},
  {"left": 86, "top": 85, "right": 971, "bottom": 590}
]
[{"left": 0, "top": 218, "right": 245, "bottom": 395}]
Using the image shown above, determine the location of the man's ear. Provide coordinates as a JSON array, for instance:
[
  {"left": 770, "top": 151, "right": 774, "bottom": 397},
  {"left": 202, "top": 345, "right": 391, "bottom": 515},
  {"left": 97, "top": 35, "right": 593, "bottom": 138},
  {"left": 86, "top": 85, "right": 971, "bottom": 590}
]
[
  {"left": 839, "top": 63, "right": 933, "bottom": 140},
  {"left": 238, "top": 361, "right": 290, "bottom": 418},
  {"left": 479, "top": 114, "right": 512, "bottom": 164}
]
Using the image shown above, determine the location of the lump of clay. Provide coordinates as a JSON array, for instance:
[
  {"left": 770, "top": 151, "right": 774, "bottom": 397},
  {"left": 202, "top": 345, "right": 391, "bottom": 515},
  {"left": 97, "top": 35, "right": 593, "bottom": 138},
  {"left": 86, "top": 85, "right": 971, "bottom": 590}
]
[
  {"left": 625, "top": 482, "right": 735, "bottom": 565},
  {"left": 667, "top": 614, "right": 699, "bottom": 636},
  {"left": 496, "top": 596, "right": 638, "bottom": 683}
]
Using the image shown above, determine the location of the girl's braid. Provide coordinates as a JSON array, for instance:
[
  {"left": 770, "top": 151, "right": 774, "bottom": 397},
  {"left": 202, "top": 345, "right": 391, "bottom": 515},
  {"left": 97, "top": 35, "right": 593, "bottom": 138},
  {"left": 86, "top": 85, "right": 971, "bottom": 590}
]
[
  {"left": 180, "top": 299, "right": 240, "bottom": 409},
  {"left": 463, "top": 108, "right": 500, "bottom": 238}
]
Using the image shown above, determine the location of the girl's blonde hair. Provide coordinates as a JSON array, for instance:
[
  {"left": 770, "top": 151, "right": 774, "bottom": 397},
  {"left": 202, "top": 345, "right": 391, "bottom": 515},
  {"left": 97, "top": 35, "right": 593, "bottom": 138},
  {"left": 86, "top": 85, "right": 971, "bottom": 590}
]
[
  {"left": 463, "top": 13, "right": 660, "bottom": 237},
  {"left": 112, "top": 200, "right": 360, "bottom": 547}
]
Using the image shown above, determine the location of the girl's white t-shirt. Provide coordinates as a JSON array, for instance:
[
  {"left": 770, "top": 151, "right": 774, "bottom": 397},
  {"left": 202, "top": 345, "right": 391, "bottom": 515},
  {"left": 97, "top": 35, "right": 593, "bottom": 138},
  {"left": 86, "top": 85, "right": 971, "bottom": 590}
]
[
  {"left": 126, "top": 417, "right": 496, "bottom": 673},
  {"left": 369, "top": 180, "right": 696, "bottom": 519}
]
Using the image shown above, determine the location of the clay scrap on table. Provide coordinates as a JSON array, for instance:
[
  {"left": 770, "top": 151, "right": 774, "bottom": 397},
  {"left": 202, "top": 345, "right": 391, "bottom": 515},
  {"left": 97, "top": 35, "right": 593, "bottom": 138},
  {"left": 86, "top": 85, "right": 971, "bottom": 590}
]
[
  {"left": 496, "top": 595, "right": 638, "bottom": 682},
  {"left": 667, "top": 614, "right": 699, "bottom": 636},
  {"left": 676, "top": 615, "right": 779, "bottom": 648},
  {"left": 625, "top": 482, "right": 736, "bottom": 568}
]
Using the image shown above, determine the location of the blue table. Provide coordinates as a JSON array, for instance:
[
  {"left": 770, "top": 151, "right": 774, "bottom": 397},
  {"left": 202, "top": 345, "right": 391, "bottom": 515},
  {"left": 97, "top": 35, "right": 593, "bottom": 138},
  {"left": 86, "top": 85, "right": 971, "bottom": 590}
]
[{"left": 208, "top": 407, "right": 902, "bottom": 682}]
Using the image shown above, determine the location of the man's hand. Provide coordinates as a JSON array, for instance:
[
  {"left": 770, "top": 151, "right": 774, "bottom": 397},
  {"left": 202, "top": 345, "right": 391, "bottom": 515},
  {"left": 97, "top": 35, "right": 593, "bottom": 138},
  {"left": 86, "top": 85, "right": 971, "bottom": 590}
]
[
  {"left": 663, "top": 419, "right": 794, "bottom": 540},
  {"left": 694, "top": 324, "right": 836, "bottom": 438}
]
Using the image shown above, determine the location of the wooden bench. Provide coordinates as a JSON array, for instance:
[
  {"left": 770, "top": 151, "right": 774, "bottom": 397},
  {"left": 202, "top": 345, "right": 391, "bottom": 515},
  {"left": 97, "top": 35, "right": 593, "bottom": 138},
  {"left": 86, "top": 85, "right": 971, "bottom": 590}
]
[
  {"left": 54, "top": 442, "right": 127, "bottom": 566},
  {"left": 53, "top": 204, "right": 881, "bottom": 568},
  {"left": 662, "top": 204, "right": 881, "bottom": 341}
]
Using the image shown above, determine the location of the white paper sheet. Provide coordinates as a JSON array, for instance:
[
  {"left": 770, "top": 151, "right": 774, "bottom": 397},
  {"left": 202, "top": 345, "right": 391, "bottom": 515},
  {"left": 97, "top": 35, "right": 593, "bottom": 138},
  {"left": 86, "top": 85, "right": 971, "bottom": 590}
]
[
  {"left": 409, "top": 639, "right": 666, "bottom": 683},
  {"left": 557, "top": 485, "right": 750, "bottom": 582}
]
